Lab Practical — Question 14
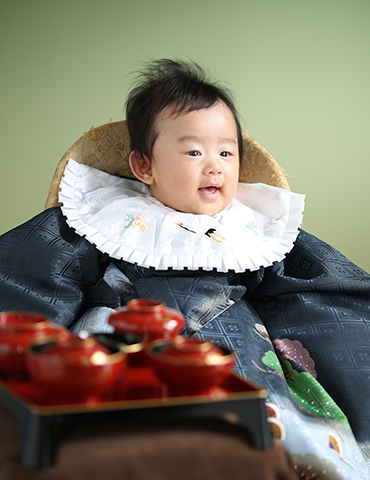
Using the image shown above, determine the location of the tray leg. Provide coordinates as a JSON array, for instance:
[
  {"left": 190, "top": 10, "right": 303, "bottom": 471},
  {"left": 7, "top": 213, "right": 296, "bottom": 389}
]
[
  {"left": 230, "top": 400, "right": 272, "bottom": 449},
  {"left": 19, "top": 410, "right": 56, "bottom": 469}
]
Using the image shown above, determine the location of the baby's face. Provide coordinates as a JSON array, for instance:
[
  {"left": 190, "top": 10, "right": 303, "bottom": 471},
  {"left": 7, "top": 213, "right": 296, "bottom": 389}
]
[{"left": 146, "top": 102, "right": 240, "bottom": 216}]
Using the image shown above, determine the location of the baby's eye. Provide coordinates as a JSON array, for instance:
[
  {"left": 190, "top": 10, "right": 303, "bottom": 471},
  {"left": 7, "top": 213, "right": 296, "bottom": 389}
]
[
  {"left": 220, "top": 151, "right": 231, "bottom": 157},
  {"left": 187, "top": 151, "right": 201, "bottom": 157}
]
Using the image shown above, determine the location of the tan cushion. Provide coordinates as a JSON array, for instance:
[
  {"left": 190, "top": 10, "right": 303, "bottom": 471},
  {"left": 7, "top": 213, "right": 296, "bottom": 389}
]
[{"left": 45, "top": 121, "right": 290, "bottom": 209}]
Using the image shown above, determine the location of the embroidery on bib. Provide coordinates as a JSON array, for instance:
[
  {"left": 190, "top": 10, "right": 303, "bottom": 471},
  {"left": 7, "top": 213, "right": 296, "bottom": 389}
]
[
  {"left": 174, "top": 222, "right": 226, "bottom": 244},
  {"left": 205, "top": 228, "right": 226, "bottom": 243},
  {"left": 246, "top": 221, "right": 259, "bottom": 236},
  {"left": 124, "top": 214, "right": 150, "bottom": 232},
  {"left": 174, "top": 222, "right": 196, "bottom": 234}
]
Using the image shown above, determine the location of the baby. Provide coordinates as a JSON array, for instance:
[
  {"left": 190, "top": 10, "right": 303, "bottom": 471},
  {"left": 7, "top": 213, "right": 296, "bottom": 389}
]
[{"left": 0, "top": 59, "right": 369, "bottom": 479}]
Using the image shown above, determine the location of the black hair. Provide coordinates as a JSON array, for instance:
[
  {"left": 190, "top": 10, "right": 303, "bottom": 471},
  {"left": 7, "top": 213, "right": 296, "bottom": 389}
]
[{"left": 125, "top": 59, "right": 243, "bottom": 163}]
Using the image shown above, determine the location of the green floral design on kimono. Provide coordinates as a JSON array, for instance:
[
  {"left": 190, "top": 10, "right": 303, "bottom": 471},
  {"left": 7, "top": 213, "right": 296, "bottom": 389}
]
[
  {"left": 261, "top": 351, "right": 285, "bottom": 375},
  {"left": 262, "top": 352, "right": 350, "bottom": 429}
]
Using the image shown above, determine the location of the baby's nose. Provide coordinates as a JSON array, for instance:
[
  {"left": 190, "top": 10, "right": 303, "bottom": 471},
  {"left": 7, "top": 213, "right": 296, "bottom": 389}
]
[{"left": 204, "top": 158, "right": 222, "bottom": 175}]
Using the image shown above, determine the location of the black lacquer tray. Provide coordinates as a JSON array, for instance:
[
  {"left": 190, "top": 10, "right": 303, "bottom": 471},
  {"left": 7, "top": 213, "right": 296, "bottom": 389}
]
[{"left": 0, "top": 365, "right": 271, "bottom": 469}]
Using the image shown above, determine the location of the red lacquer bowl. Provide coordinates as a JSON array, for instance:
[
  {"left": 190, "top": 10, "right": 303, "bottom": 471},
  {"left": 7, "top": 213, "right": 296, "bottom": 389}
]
[
  {"left": 0, "top": 311, "right": 70, "bottom": 376},
  {"left": 146, "top": 336, "right": 235, "bottom": 393},
  {"left": 25, "top": 334, "right": 127, "bottom": 400},
  {"left": 109, "top": 299, "right": 185, "bottom": 342}
]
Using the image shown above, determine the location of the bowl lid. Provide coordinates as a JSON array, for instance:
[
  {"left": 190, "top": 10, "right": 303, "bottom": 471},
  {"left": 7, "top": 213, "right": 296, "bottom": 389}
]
[
  {"left": 149, "top": 337, "right": 235, "bottom": 366},
  {"left": 109, "top": 299, "right": 185, "bottom": 334}
]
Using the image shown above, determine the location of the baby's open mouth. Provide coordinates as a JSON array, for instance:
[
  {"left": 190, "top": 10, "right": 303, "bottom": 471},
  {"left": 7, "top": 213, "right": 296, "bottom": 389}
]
[{"left": 198, "top": 186, "right": 220, "bottom": 195}]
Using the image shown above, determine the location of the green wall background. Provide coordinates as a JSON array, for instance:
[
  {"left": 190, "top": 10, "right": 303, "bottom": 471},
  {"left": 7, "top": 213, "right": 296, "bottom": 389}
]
[{"left": 1, "top": 0, "right": 369, "bottom": 272}]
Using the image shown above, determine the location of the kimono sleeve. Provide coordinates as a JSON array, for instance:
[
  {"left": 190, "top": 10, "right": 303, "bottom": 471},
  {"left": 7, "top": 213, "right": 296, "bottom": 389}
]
[{"left": 0, "top": 207, "right": 118, "bottom": 329}]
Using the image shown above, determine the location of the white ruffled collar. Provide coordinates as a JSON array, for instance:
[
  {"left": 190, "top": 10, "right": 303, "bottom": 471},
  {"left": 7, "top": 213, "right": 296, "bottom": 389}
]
[{"left": 59, "top": 159, "right": 305, "bottom": 273}]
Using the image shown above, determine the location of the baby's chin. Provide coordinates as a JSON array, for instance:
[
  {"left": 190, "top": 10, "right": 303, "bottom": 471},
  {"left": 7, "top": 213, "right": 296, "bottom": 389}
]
[
  {"left": 166, "top": 202, "right": 225, "bottom": 216},
  {"left": 150, "top": 192, "right": 228, "bottom": 216}
]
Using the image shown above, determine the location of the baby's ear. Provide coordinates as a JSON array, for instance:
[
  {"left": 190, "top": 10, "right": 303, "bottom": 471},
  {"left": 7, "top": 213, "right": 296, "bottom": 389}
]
[{"left": 129, "top": 151, "right": 154, "bottom": 185}]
